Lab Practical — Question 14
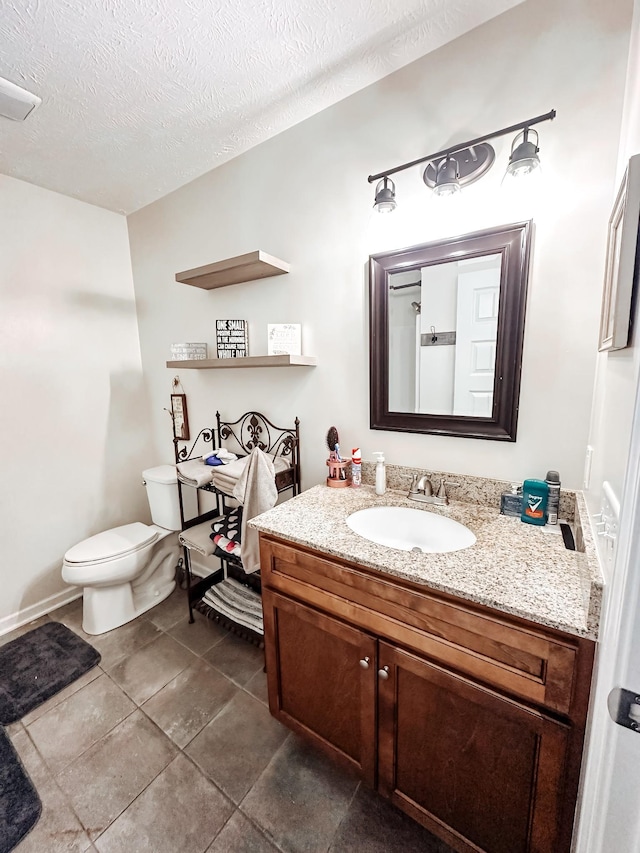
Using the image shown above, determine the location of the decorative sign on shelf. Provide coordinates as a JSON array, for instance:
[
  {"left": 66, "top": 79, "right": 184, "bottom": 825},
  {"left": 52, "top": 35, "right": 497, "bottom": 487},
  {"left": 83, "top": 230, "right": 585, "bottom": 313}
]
[
  {"left": 267, "top": 323, "right": 301, "bottom": 356},
  {"left": 216, "top": 320, "right": 248, "bottom": 358},
  {"left": 170, "top": 342, "right": 207, "bottom": 360}
]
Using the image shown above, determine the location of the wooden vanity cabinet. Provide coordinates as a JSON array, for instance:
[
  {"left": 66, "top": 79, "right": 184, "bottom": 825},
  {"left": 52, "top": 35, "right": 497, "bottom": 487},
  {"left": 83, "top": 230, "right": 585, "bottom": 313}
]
[
  {"left": 263, "top": 591, "right": 377, "bottom": 785},
  {"left": 376, "top": 641, "right": 570, "bottom": 853},
  {"left": 260, "top": 533, "right": 595, "bottom": 853}
]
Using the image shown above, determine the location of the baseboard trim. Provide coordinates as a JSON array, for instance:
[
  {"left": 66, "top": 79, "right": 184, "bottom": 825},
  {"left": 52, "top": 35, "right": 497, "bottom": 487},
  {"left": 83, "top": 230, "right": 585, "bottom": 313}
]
[{"left": 0, "top": 588, "right": 82, "bottom": 637}]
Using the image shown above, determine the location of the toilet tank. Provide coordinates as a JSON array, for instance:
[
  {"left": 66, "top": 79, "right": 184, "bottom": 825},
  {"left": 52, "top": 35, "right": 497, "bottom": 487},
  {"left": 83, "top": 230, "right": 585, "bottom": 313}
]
[{"left": 142, "top": 465, "right": 196, "bottom": 531}]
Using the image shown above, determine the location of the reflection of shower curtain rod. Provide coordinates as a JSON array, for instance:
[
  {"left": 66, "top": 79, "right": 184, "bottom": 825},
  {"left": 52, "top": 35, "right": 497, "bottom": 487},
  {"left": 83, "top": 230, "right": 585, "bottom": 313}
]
[{"left": 389, "top": 281, "right": 420, "bottom": 291}]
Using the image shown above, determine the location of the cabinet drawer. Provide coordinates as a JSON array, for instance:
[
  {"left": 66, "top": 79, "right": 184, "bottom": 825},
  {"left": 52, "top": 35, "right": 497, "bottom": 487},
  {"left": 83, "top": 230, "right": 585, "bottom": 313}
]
[{"left": 260, "top": 535, "right": 585, "bottom": 717}]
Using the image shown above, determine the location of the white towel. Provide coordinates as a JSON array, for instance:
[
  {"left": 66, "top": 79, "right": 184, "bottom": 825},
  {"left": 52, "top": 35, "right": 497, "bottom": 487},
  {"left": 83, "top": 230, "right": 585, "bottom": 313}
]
[
  {"left": 176, "top": 459, "right": 214, "bottom": 488},
  {"left": 210, "top": 472, "right": 240, "bottom": 496},
  {"left": 210, "top": 454, "right": 290, "bottom": 491},
  {"left": 178, "top": 519, "right": 221, "bottom": 557},
  {"left": 210, "top": 458, "right": 248, "bottom": 494},
  {"left": 202, "top": 448, "right": 238, "bottom": 463},
  {"left": 232, "top": 447, "right": 277, "bottom": 573},
  {"left": 215, "top": 457, "right": 250, "bottom": 479}
]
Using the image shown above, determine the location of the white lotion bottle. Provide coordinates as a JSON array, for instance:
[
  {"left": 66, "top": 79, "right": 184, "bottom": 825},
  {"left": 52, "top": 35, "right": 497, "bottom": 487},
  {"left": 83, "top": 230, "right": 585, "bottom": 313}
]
[{"left": 373, "top": 452, "right": 386, "bottom": 495}]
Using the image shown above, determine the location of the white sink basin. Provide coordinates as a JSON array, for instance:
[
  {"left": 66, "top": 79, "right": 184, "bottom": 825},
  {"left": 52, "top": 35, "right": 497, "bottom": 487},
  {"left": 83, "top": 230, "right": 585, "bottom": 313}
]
[{"left": 346, "top": 506, "right": 476, "bottom": 554}]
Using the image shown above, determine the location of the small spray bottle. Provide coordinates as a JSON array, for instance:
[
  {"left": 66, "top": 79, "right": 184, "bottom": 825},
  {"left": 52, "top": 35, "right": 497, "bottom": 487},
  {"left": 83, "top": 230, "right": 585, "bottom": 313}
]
[{"left": 351, "top": 448, "right": 362, "bottom": 487}]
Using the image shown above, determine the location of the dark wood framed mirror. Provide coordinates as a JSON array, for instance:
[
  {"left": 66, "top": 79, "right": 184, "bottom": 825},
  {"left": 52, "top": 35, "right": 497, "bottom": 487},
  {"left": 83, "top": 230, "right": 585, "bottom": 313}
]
[{"left": 370, "top": 221, "right": 532, "bottom": 441}]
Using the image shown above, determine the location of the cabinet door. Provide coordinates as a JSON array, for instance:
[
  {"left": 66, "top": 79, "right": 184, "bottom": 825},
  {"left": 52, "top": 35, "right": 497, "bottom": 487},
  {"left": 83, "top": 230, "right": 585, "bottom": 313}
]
[
  {"left": 263, "top": 589, "right": 377, "bottom": 785},
  {"left": 377, "top": 641, "right": 571, "bottom": 853}
]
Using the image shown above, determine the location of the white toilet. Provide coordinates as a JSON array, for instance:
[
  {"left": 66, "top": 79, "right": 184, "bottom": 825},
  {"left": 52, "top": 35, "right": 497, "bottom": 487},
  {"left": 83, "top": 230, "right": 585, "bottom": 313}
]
[{"left": 62, "top": 465, "right": 195, "bottom": 635}]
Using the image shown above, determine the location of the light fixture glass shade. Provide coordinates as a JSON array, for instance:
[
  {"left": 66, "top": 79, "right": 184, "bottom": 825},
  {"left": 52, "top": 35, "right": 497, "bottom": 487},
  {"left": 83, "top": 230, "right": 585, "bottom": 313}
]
[
  {"left": 374, "top": 177, "right": 397, "bottom": 213},
  {"left": 433, "top": 157, "right": 461, "bottom": 197},
  {"left": 505, "top": 130, "right": 541, "bottom": 179}
]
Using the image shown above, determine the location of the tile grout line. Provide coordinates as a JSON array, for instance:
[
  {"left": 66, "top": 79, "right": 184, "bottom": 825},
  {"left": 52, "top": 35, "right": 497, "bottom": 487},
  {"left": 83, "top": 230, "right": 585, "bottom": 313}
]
[
  {"left": 327, "top": 779, "right": 363, "bottom": 853},
  {"left": 84, "top": 746, "right": 241, "bottom": 851},
  {"left": 18, "top": 720, "right": 96, "bottom": 850},
  {"left": 25, "top": 683, "right": 140, "bottom": 778},
  {"left": 233, "top": 807, "right": 289, "bottom": 853},
  {"left": 38, "top": 641, "right": 193, "bottom": 847},
  {"left": 83, "top": 663, "right": 241, "bottom": 846},
  {"left": 235, "top": 729, "right": 295, "bottom": 841},
  {"left": 17, "top": 595, "right": 278, "bottom": 850},
  {"left": 99, "top": 633, "right": 199, "bottom": 707},
  {"left": 82, "top": 725, "right": 182, "bottom": 847}
]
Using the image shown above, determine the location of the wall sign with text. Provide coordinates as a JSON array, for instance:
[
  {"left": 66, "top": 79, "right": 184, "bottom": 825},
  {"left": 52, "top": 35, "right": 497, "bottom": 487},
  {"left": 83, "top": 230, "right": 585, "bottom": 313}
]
[
  {"left": 170, "top": 393, "right": 190, "bottom": 440},
  {"left": 216, "top": 320, "right": 248, "bottom": 358}
]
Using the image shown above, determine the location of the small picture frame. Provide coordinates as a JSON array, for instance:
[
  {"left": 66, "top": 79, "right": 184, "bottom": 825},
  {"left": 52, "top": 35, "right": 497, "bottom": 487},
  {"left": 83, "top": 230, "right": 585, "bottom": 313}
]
[
  {"left": 171, "top": 393, "right": 190, "bottom": 440},
  {"left": 268, "top": 323, "right": 302, "bottom": 356},
  {"left": 599, "top": 154, "right": 640, "bottom": 352}
]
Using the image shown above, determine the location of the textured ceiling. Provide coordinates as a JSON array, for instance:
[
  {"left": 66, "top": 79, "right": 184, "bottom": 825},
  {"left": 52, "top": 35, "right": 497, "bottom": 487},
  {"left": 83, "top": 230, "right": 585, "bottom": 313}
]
[{"left": 0, "top": 0, "right": 522, "bottom": 214}]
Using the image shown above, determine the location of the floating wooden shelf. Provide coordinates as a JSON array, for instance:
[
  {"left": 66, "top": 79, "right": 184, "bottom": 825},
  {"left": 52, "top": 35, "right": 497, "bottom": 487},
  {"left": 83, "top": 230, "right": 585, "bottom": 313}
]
[
  {"left": 166, "top": 354, "right": 316, "bottom": 369},
  {"left": 175, "top": 250, "right": 290, "bottom": 290}
]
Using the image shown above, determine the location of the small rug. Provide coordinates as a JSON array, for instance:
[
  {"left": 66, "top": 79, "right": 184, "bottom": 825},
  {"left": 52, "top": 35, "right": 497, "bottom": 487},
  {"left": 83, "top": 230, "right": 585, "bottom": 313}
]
[
  {"left": 0, "top": 621, "right": 100, "bottom": 851},
  {"left": 0, "top": 727, "right": 42, "bottom": 853},
  {"left": 0, "top": 621, "right": 101, "bottom": 725}
]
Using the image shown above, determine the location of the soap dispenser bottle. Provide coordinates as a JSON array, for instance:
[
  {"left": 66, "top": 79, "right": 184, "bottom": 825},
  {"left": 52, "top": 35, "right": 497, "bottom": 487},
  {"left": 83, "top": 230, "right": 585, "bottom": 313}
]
[{"left": 373, "top": 452, "right": 386, "bottom": 496}]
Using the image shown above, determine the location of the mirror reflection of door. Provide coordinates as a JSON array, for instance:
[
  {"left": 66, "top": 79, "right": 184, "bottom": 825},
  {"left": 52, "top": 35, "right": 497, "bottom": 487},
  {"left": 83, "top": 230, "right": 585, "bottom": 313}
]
[
  {"left": 452, "top": 254, "right": 501, "bottom": 416},
  {"left": 388, "top": 253, "right": 501, "bottom": 417}
]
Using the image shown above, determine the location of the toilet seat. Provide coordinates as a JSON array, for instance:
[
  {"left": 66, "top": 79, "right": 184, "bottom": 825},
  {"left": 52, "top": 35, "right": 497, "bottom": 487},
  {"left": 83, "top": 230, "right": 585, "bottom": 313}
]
[{"left": 64, "top": 522, "right": 159, "bottom": 567}]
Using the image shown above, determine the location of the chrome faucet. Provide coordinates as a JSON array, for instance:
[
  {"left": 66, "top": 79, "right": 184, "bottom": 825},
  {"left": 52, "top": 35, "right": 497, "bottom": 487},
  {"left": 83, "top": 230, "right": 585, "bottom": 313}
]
[
  {"left": 411, "top": 473, "right": 432, "bottom": 496},
  {"left": 408, "top": 474, "right": 459, "bottom": 506}
]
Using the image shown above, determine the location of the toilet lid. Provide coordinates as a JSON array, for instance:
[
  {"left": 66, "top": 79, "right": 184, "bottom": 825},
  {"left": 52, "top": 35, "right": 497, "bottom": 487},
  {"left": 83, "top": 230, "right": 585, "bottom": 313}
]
[{"left": 65, "top": 522, "right": 159, "bottom": 564}]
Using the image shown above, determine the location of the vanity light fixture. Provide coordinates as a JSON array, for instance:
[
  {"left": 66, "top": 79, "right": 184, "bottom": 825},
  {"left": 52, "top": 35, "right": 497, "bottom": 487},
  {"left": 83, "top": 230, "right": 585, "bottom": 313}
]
[
  {"left": 373, "top": 176, "right": 397, "bottom": 212},
  {"left": 504, "top": 128, "right": 541, "bottom": 179},
  {"left": 425, "top": 143, "right": 495, "bottom": 194},
  {"left": 368, "top": 109, "right": 556, "bottom": 210},
  {"left": 433, "top": 155, "right": 461, "bottom": 197}
]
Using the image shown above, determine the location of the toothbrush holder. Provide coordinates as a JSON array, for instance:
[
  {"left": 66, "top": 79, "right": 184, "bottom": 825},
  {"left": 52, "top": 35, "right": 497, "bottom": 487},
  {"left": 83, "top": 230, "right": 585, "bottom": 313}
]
[{"left": 326, "top": 458, "right": 352, "bottom": 488}]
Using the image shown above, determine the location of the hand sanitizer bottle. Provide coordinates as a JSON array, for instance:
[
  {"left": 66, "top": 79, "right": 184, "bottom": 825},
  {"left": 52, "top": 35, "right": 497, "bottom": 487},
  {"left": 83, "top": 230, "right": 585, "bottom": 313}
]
[{"left": 373, "top": 452, "right": 386, "bottom": 496}]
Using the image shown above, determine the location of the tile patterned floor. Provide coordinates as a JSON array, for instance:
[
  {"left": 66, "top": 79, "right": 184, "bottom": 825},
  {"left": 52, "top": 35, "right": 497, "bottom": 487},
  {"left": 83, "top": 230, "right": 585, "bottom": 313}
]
[{"left": 3, "top": 589, "right": 453, "bottom": 853}]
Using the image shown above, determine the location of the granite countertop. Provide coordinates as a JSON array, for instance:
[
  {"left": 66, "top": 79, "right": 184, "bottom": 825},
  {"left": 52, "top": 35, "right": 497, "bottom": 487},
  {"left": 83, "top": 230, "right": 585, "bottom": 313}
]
[{"left": 250, "top": 484, "right": 602, "bottom": 640}]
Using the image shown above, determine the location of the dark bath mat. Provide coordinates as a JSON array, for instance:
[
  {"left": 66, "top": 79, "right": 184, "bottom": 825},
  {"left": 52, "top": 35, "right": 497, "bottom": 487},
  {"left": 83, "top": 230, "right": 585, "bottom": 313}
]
[
  {"left": 0, "top": 621, "right": 101, "bottom": 725},
  {"left": 0, "top": 726, "right": 42, "bottom": 853}
]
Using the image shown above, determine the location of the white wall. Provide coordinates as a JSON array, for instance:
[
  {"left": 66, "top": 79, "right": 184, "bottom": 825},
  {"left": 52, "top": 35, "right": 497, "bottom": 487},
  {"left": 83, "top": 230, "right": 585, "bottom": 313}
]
[
  {"left": 574, "top": 0, "right": 640, "bottom": 847},
  {"left": 586, "top": 11, "right": 640, "bottom": 517},
  {"left": 127, "top": 0, "right": 632, "bottom": 492},
  {"left": 0, "top": 176, "right": 154, "bottom": 629}
]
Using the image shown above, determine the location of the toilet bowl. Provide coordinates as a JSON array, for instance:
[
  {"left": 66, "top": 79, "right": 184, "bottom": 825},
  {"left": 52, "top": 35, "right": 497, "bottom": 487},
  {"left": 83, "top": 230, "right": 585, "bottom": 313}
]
[{"left": 61, "top": 465, "right": 195, "bottom": 635}]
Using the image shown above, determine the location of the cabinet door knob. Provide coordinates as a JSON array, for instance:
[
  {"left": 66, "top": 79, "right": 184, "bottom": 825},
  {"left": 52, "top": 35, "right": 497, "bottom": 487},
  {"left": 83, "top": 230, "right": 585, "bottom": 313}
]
[
  {"left": 378, "top": 666, "right": 390, "bottom": 679},
  {"left": 359, "top": 657, "right": 370, "bottom": 669}
]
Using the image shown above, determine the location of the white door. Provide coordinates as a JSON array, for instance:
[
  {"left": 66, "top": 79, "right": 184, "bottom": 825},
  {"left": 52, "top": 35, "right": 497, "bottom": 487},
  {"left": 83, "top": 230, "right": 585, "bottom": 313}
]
[
  {"left": 575, "top": 387, "right": 640, "bottom": 852},
  {"left": 453, "top": 257, "right": 501, "bottom": 417}
]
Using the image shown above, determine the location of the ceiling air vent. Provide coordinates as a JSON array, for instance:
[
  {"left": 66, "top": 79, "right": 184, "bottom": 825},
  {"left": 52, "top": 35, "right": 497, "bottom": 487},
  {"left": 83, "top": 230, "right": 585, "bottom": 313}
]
[{"left": 0, "top": 76, "right": 41, "bottom": 121}]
